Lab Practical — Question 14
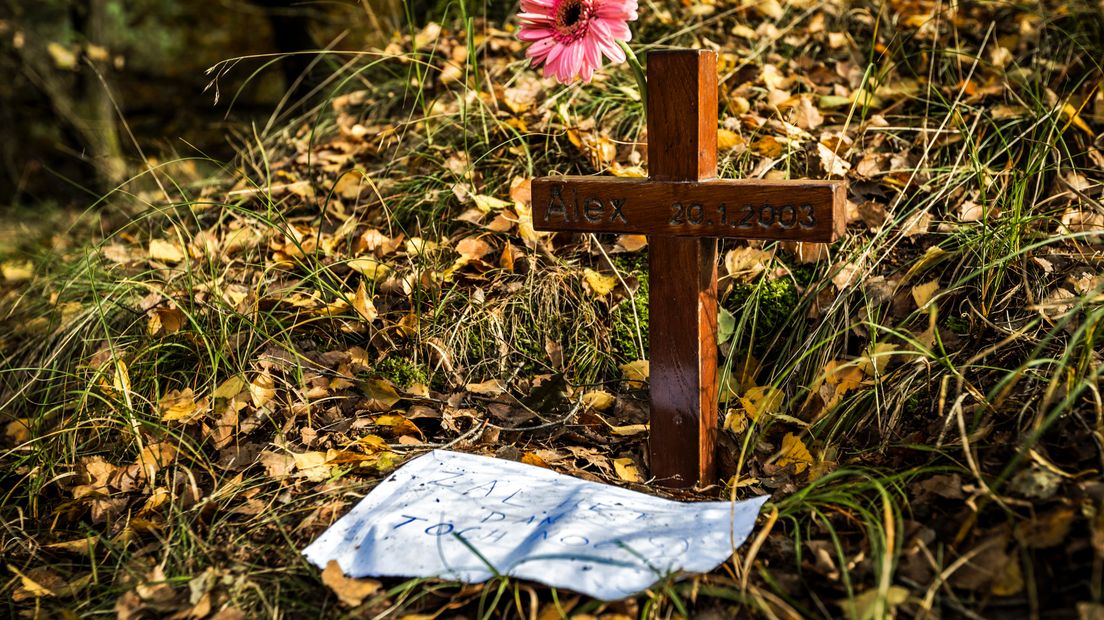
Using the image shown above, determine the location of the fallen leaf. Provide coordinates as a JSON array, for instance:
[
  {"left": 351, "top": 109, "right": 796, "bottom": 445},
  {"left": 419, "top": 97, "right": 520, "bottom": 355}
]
[
  {"left": 293, "top": 451, "right": 331, "bottom": 481},
  {"left": 620, "top": 360, "right": 649, "bottom": 389},
  {"left": 136, "top": 442, "right": 177, "bottom": 479},
  {"left": 583, "top": 268, "right": 618, "bottom": 296},
  {"left": 259, "top": 450, "right": 295, "bottom": 478},
  {"left": 466, "top": 378, "right": 505, "bottom": 396},
  {"left": 472, "top": 195, "right": 512, "bottom": 213},
  {"left": 582, "top": 390, "right": 615, "bottom": 412},
  {"left": 613, "top": 457, "right": 643, "bottom": 482},
  {"left": 1, "top": 261, "right": 33, "bottom": 283},
  {"left": 615, "top": 235, "right": 648, "bottom": 253},
  {"left": 1015, "top": 507, "right": 1076, "bottom": 549},
  {"left": 213, "top": 376, "right": 247, "bottom": 400},
  {"left": 159, "top": 388, "right": 207, "bottom": 423},
  {"left": 725, "top": 247, "right": 772, "bottom": 280},
  {"left": 321, "top": 560, "right": 381, "bottom": 607},
  {"left": 911, "top": 279, "right": 940, "bottom": 308},
  {"left": 609, "top": 423, "right": 649, "bottom": 437},
  {"left": 455, "top": 236, "right": 494, "bottom": 261},
  {"left": 347, "top": 258, "right": 391, "bottom": 281},
  {"left": 522, "top": 452, "right": 549, "bottom": 468},
  {"left": 990, "top": 558, "right": 1024, "bottom": 596},
  {"left": 718, "top": 128, "right": 745, "bottom": 150},
  {"left": 149, "top": 239, "right": 185, "bottom": 263},
  {"left": 4, "top": 418, "right": 31, "bottom": 445},
  {"left": 837, "top": 586, "right": 909, "bottom": 620},
  {"left": 794, "top": 96, "right": 824, "bottom": 130},
  {"left": 817, "top": 141, "right": 851, "bottom": 177},
  {"left": 777, "top": 433, "right": 812, "bottom": 474},
  {"left": 8, "top": 564, "right": 57, "bottom": 598},
  {"left": 361, "top": 379, "right": 403, "bottom": 410},
  {"left": 740, "top": 386, "right": 783, "bottom": 421},
  {"left": 147, "top": 306, "right": 186, "bottom": 336},
  {"left": 371, "top": 414, "right": 421, "bottom": 436},
  {"left": 250, "top": 372, "right": 277, "bottom": 408},
  {"left": 352, "top": 280, "right": 378, "bottom": 322}
]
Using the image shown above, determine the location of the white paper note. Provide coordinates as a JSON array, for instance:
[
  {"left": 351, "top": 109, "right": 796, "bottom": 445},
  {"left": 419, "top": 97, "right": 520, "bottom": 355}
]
[{"left": 303, "top": 450, "right": 768, "bottom": 601}]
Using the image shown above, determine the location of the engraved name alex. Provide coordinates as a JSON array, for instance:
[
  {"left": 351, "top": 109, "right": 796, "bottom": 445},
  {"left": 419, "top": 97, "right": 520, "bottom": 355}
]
[{"left": 543, "top": 184, "right": 818, "bottom": 230}]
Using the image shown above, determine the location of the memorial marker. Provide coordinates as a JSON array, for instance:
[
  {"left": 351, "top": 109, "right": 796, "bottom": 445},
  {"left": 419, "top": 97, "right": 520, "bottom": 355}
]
[{"left": 532, "top": 50, "right": 847, "bottom": 487}]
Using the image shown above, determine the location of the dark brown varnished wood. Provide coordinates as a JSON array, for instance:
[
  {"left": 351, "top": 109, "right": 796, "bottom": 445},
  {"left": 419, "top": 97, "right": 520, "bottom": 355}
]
[
  {"left": 531, "top": 177, "right": 846, "bottom": 242},
  {"left": 645, "top": 50, "right": 719, "bottom": 488},
  {"left": 529, "top": 49, "right": 847, "bottom": 488}
]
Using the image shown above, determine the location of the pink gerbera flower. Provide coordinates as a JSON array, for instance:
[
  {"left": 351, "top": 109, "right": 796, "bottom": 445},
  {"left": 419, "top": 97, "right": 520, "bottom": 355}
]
[{"left": 517, "top": 0, "right": 639, "bottom": 84}]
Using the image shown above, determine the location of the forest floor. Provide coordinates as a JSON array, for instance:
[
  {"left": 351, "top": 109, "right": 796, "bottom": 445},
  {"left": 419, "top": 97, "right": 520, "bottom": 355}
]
[{"left": 3, "top": 0, "right": 1104, "bottom": 618}]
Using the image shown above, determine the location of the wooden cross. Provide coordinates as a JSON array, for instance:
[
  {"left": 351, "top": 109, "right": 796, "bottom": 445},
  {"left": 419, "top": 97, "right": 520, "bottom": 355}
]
[{"left": 532, "top": 50, "right": 846, "bottom": 487}]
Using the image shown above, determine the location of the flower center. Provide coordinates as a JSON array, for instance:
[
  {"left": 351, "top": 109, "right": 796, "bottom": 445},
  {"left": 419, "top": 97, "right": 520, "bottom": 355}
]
[{"left": 553, "top": 0, "right": 592, "bottom": 43}]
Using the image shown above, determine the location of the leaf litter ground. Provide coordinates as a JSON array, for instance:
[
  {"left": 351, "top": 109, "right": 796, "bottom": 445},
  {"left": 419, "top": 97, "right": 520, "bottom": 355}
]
[{"left": 3, "top": 0, "right": 1104, "bottom": 617}]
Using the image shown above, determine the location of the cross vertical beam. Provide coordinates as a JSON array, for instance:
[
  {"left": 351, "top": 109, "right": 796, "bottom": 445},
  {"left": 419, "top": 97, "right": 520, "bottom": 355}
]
[{"left": 646, "top": 50, "right": 720, "bottom": 487}]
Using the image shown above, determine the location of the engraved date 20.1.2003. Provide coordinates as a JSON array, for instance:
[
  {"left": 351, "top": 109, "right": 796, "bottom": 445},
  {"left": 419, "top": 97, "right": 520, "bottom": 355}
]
[{"left": 669, "top": 202, "right": 817, "bottom": 230}]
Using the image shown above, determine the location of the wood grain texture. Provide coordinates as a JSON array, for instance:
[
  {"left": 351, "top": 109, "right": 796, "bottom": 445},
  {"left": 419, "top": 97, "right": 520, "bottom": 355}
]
[
  {"left": 531, "top": 177, "right": 846, "bottom": 242},
  {"left": 645, "top": 50, "right": 719, "bottom": 487}
]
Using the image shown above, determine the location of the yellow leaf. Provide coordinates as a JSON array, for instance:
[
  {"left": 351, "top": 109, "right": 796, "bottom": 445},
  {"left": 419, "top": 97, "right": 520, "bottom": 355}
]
[
  {"left": 158, "top": 388, "right": 206, "bottom": 423},
  {"left": 778, "top": 433, "right": 812, "bottom": 474},
  {"left": 466, "top": 378, "right": 505, "bottom": 396},
  {"left": 610, "top": 424, "right": 648, "bottom": 437},
  {"left": 991, "top": 559, "right": 1024, "bottom": 596},
  {"left": 717, "top": 128, "right": 745, "bottom": 150},
  {"left": 1061, "top": 102, "right": 1095, "bottom": 137},
  {"left": 112, "top": 358, "right": 132, "bottom": 398},
  {"left": 293, "top": 451, "right": 331, "bottom": 481},
  {"left": 613, "top": 457, "right": 643, "bottom": 482},
  {"left": 347, "top": 258, "right": 391, "bottom": 281},
  {"left": 8, "top": 564, "right": 55, "bottom": 598},
  {"left": 371, "top": 414, "right": 421, "bottom": 436},
  {"left": 858, "top": 343, "right": 898, "bottom": 377},
  {"left": 4, "top": 418, "right": 31, "bottom": 445},
  {"left": 609, "top": 162, "right": 647, "bottom": 178},
  {"left": 136, "top": 442, "right": 177, "bottom": 478},
  {"left": 826, "top": 360, "right": 864, "bottom": 394},
  {"left": 740, "top": 386, "right": 783, "bottom": 421},
  {"left": 472, "top": 194, "right": 512, "bottom": 213},
  {"left": 1, "top": 261, "right": 33, "bottom": 283},
  {"left": 911, "top": 279, "right": 940, "bottom": 308},
  {"left": 837, "top": 586, "right": 909, "bottom": 620},
  {"left": 46, "top": 42, "right": 78, "bottom": 70},
  {"left": 522, "top": 452, "right": 549, "bottom": 468},
  {"left": 582, "top": 390, "right": 616, "bottom": 412},
  {"left": 213, "top": 376, "right": 247, "bottom": 400},
  {"left": 620, "top": 360, "right": 650, "bottom": 389},
  {"left": 352, "top": 280, "right": 378, "bottom": 322},
  {"left": 361, "top": 379, "right": 402, "bottom": 410},
  {"left": 250, "top": 372, "right": 277, "bottom": 408},
  {"left": 583, "top": 268, "right": 618, "bottom": 296},
  {"left": 321, "top": 560, "right": 381, "bottom": 607},
  {"left": 149, "top": 239, "right": 185, "bottom": 263},
  {"left": 724, "top": 409, "right": 748, "bottom": 434},
  {"left": 147, "top": 306, "right": 186, "bottom": 336},
  {"left": 404, "top": 237, "right": 439, "bottom": 257}
]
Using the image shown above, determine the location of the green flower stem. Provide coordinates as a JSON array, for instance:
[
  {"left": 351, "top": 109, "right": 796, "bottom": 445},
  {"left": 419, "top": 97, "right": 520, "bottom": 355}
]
[{"left": 618, "top": 40, "right": 647, "bottom": 117}]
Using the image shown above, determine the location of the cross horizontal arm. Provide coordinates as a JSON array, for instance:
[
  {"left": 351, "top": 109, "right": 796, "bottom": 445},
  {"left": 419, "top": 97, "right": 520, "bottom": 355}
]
[{"left": 532, "top": 177, "right": 847, "bottom": 242}]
